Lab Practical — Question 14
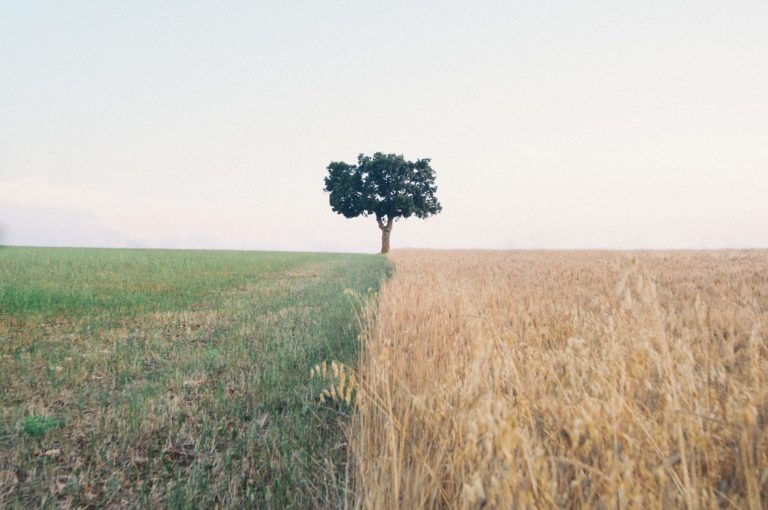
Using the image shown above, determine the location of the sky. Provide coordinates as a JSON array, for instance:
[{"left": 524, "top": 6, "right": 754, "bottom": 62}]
[{"left": 1, "top": 1, "right": 767, "bottom": 252}]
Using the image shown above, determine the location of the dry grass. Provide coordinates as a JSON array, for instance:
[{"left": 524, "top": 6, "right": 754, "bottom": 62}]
[{"left": 352, "top": 250, "right": 768, "bottom": 509}]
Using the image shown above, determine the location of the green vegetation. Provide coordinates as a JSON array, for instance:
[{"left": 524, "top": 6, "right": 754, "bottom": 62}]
[
  {"left": 22, "top": 416, "right": 64, "bottom": 440},
  {"left": 0, "top": 247, "right": 390, "bottom": 508},
  {"left": 324, "top": 152, "right": 442, "bottom": 253}
]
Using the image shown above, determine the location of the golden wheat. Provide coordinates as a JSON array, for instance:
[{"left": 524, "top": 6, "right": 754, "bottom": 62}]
[
  {"left": 353, "top": 250, "right": 768, "bottom": 509},
  {"left": 312, "top": 360, "right": 359, "bottom": 406}
]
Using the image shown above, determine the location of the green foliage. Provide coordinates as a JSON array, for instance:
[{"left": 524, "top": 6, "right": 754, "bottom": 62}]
[
  {"left": 0, "top": 247, "right": 391, "bottom": 508},
  {"left": 324, "top": 152, "right": 442, "bottom": 222},
  {"left": 22, "top": 415, "right": 63, "bottom": 439},
  {"left": 0, "top": 247, "right": 311, "bottom": 319}
]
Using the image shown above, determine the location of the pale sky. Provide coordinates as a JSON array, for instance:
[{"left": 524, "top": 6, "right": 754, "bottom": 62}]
[{"left": 1, "top": 1, "right": 767, "bottom": 252}]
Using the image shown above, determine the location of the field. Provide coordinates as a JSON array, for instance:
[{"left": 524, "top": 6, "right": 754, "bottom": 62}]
[
  {"left": 0, "top": 247, "right": 390, "bottom": 508},
  {"left": 3, "top": 248, "right": 767, "bottom": 509},
  {"left": 352, "top": 250, "right": 768, "bottom": 509}
]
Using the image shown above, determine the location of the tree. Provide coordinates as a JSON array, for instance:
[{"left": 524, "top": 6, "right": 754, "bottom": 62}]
[{"left": 324, "top": 152, "right": 442, "bottom": 253}]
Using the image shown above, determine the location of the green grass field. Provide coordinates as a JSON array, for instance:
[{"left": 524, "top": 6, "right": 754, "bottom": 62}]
[{"left": 0, "top": 247, "right": 390, "bottom": 508}]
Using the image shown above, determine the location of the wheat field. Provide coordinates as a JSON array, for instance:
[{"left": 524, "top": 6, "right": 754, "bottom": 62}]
[{"left": 352, "top": 250, "right": 768, "bottom": 509}]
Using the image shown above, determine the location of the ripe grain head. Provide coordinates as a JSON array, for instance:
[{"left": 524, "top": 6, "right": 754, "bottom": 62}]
[{"left": 352, "top": 250, "right": 768, "bottom": 509}]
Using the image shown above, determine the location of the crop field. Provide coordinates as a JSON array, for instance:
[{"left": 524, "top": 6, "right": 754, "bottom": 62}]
[
  {"left": 3, "top": 247, "right": 767, "bottom": 509},
  {"left": 0, "top": 247, "right": 390, "bottom": 508},
  {"left": 352, "top": 250, "right": 768, "bottom": 509}
]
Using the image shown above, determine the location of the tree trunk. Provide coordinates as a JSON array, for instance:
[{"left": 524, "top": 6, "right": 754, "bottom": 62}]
[
  {"left": 377, "top": 215, "right": 394, "bottom": 254},
  {"left": 381, "top": 228, "right": 391, "bottom": 253}
]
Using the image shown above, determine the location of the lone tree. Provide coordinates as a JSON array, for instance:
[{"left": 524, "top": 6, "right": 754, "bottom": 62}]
[{"left": 324, "top": 152, "right": 442, "bottom": 253}]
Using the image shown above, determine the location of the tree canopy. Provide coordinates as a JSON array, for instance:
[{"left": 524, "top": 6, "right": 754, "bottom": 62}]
[
  {"left": 324, "top": 152, "right": 442, "bottom": 222},
  {"left": 324, "top": 152, "right": 442, "bottom": 253}
]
